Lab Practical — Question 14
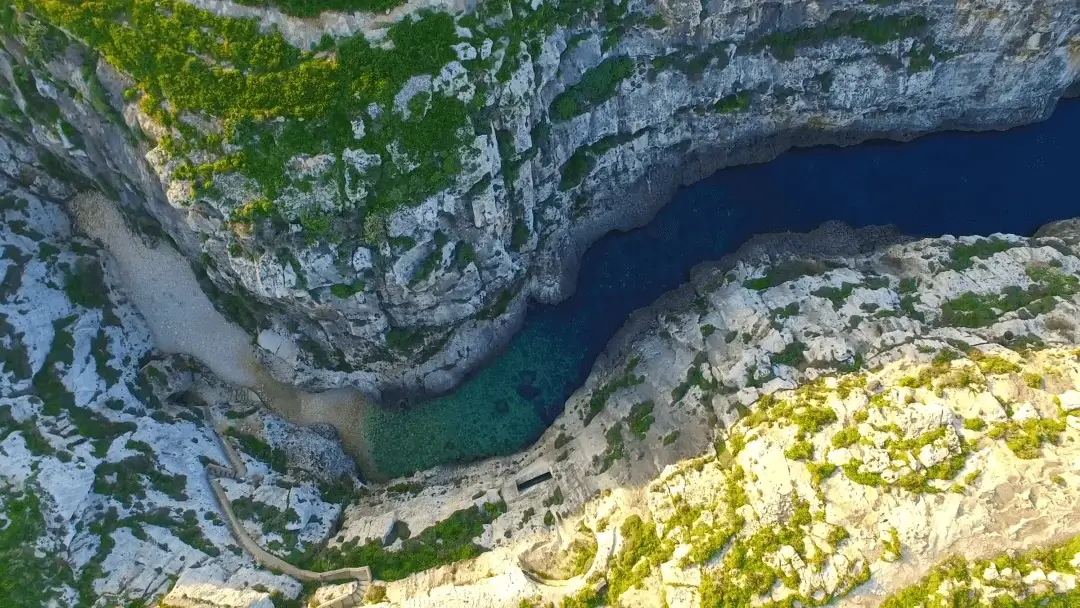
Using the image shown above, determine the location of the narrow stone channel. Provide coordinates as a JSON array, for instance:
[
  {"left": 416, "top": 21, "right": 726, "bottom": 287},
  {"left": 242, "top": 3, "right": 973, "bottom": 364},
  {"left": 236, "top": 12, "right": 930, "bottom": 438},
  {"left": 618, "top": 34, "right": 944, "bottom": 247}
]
[
  {"left": 72, "top": 101, "right": 1080, "bottom": 481},
  {"left": 356, "top": 100, "right": 1080, "bottom": 479}
]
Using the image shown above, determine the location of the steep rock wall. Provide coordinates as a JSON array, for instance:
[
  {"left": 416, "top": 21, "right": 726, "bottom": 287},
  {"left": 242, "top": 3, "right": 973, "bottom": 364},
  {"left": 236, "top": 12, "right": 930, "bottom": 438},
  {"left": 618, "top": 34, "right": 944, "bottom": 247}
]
[{"left": 1, "top": 0, "right": 1078, "bottom": 402}]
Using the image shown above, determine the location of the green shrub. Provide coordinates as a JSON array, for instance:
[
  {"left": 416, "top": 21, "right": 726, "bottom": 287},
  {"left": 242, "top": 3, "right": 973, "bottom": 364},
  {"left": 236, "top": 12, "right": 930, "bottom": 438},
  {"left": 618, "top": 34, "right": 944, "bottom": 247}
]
[
  {"left": 808, "top": 462, "right": 838, "bottom": 486},
  {"left": 599, "top": 425, "right": 626, "bottom": 472},
  {"left": 963, "top": 418, "right": 986, "bottom": 432},
  {"left": 298, "top": 501, "right": 506, "bottom": 580},
  {"left": 0, "top": 489, "right": 74, "bottom": 606},
  {"left": 831, "top": 426, "right": 861, "bottom": 448},
  {"left": 33, "top": 0, "right": 470, "bottom": 222},
  {"left": 976, "top": 355, "right": 1019, "bottom": 375},
  {"left": 784, "top": 440, "right": 813, "bottom": 461},
  {"left": 364, "top": 584, "right": 388, "bottom": 604},
  {"left": 714, "top": 91, "right": 751, "bottom": 113},
  {"left": 226, "top": 429, "right": 288, "bottom": 473},
  {"left": 772, "top": 341, "right": 807, "bottom": 367},
  {"left": 946, "top": 238, "right": 1017, "bottom": 271},
  {"left": 627, "top": 400, "right": 655, "bottom": 439},
  {"left": 606, "top": 515, "right": 674, "bottom": 601},
  {"left": 752, "top": 13, "right": 929, "bottom": 61},
  {"left": 550, "top": 57, "right": 635, "bottom": 120},
  {"left": 232, "top": 0, "right": 404, "bottom": 17},
  {"left": 1023, "top": 372, "right": 1043, "bottom": 389},
  {"left": 584, "top": 359, "right": 644, "bottom": 426},
  {"left": 558, "top": 150, "right": 595, "bottom": 191},
  {"left": 939, "top": 266, "right": 1079, "bottom": 328}
]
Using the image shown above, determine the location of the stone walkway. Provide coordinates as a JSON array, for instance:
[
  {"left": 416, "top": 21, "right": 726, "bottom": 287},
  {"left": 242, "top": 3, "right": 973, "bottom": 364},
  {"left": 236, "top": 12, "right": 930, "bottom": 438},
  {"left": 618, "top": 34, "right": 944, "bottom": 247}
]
[{"left": 203, "top": 409, "right": 374, "bottom": 608}]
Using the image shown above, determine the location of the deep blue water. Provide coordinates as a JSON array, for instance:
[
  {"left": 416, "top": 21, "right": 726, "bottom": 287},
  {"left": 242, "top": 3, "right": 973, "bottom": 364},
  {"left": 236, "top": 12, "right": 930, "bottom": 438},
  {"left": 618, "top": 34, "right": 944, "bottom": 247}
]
[{"left": 361, "top": 101, "right": 1079, "bottom": 479}]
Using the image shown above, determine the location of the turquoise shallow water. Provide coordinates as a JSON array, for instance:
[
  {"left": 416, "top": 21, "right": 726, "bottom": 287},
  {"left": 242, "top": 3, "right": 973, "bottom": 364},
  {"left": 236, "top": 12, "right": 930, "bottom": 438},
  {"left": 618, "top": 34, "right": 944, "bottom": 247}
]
[{"left": 361, "top": 101, "right": 1080, "bottom": 479}]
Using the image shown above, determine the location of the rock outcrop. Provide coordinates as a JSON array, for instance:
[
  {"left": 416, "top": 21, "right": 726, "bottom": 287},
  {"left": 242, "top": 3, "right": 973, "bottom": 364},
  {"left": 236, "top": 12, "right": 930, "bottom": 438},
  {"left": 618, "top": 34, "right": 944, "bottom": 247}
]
[
  {"left": 2, "top": 0, "right": 1078, "bottom": 401},
  {"left": 309, "top": 218, "right": 1080, "bottom": 606},
  {"left": 0, "top": 177, "right": 350, "bottom": 607},
  {"left": 3, "top": 156, "right": 1079, "bottom": 607}
]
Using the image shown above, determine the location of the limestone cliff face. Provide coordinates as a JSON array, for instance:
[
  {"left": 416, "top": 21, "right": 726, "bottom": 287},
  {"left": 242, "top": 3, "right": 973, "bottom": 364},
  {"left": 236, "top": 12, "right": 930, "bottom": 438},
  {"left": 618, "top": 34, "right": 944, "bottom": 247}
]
[
  {"left": 2, "top": 0, "right": 1079, "bottom": 401},
  {"left": 323, "top": 219, "right": 1080, "bottom": 607},
  {"left": 3, "top": 171, "right": 1079, "bottom": 606}
]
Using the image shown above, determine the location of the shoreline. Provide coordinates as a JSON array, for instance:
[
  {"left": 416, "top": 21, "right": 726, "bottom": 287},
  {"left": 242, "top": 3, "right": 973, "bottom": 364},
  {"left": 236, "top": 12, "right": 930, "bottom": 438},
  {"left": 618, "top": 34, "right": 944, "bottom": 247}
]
[{"left": 369, "top": 96, "right": 1071, "bottom": 408}]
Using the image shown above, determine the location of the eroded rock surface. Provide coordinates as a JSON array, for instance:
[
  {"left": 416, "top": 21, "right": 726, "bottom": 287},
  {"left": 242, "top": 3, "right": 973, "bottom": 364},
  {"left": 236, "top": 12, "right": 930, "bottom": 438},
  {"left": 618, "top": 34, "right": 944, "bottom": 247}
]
[
  {"left": 2, "top": 154, "right": 1079, "bottom": 607},
  {"left": 2, "top": 0, "right": 1079, "bottom": 400}
]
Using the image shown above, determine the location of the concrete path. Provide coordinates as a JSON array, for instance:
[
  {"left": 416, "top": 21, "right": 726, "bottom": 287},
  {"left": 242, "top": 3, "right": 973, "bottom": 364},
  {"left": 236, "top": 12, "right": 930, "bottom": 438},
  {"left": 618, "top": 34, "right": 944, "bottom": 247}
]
[{"left": 204, "top": 409, "right": 374, "bottom": 608}]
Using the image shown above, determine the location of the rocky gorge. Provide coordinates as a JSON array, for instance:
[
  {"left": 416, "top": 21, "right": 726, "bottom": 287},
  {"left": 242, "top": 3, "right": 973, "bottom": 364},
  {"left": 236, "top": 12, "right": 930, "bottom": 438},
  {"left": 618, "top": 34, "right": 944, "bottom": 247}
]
[
  {"left": 3, "top": 0, "right": 1080, "bottom": 606},
  {"left": 3, "top": 0, "right": 1079, "bottom": 402},
  {"left": 3, "top": 160, "right": 1080, "bottom": 606}
]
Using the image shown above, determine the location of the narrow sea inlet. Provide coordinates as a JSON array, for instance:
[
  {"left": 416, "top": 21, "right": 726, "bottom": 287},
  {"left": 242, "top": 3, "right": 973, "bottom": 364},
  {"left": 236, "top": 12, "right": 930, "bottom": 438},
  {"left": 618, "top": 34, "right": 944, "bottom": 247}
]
[{"left": 360, "top": 101, "right": 1080, "bottom": 479}]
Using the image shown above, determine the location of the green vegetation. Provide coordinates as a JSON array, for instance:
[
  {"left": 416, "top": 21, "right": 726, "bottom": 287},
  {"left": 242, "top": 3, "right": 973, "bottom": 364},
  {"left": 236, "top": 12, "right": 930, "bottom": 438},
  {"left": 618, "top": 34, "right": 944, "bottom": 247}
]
[
  {"left": 232, "top": 0, "right": 404, "bottom": 18},
  {"left": 584, "top": 358, "right": 643, "bottom": 426},
  {"left": 550, "top": 56, "right": 636, "bottom": 120},
  {"left": 298, "top": 502, "right": 507, "bottom": 581},
  {"left": 226, "top": 429, "right": 288, "bottom": 473},
  {"left": 807, "top": 462, "right": 837, "bottom": 486},
  {"left": 987, "top": 418, "right": 1066, "bottom": 459},
  {"left": 842, "top": 425, "right": 968, "bottom": 493},
  {"left": 565, "top": 533, "right": 598, "bottom": 577},
  {"left": 231, "top": 496, "right": 301, "bottom": 550},
  {"left": 33, "top": 0, "right": 471, "bottom": 222},
  {"left": 946, "top": 238, "right": 1017, "bottom": 271},
  {"left": 409, "top": 249, "right": 442, "bottom": 287},
  {"left": 93, "top": 454, "right": 189, "bottom": 506},
  {"left": 672, "top": 352, "right": 725, "bottom": 401},
  {"left": 784, "top": 439, "right": 814, "bottom": 461},
  {"left": 962, "top": 418, "right": 986, "bottom": 432},
  {"left": 606, "top": 515, "right": 674, "bottom": 601},
  {"left": 881, "top": 532, "right": 1080, "bottom": 608},
  {"left": 752, "top": 12, "right": 929, "bottom": 61},
  {"left": 386, "top": 481, "right": 424, "bottom": 496},
  {"left": 0, "top": 488, "right": 72, "bottom": 607},
  {"left": 598, "top": 424, "right": 626, "bottom": 472},
  {"left": 831, "top": 426, "right": 861, "bottom": 448},
  {"left": 743, "top": 259, "right": 836, "bottom": 290},
  {"left": 714, "top": 91, "right": 751, "bottom": 113},
  {"left": 0, "top": 316, "right": 31, "bottom": 382},
  {"left": 0, "top": 247, "right": 28, "bottom": 303},
  {"left": 1023, "top": 372, "right": 1043, "bottom": 389},
  {"left": 882, "top": 526, "right": 902, "bottom": 561},
  {"left": 64, "top": 259, "right": 110, "bottom": 309},
  {"left": 771, "top": 340, "right": 807, "bottom": 367},
  {"left": 557, "top": 130, "right": 643, "bottom": 191},
  {"left": 510, "top": 219, "right": 530, "bottom": 252},
  {"left": 329, "top": 279, "right": 365, "bottom": 299},
  {"left": 975, "top": 355, "right": 1020, "bottom": 375},
  {"left": 627, "top": 400, "right": 655, "bottom": 439},
  {"left": 812, "top": 282, "right": 860, "bottom": 309},
  {"left": 939, "top": 265, "right": 1080, "bottom": 328},
  {"left": 364, "top": 584, "right": 388, "bottom": 604},
  {"left": 559, "top": 149, "right": 595, "bottom": 191}
]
